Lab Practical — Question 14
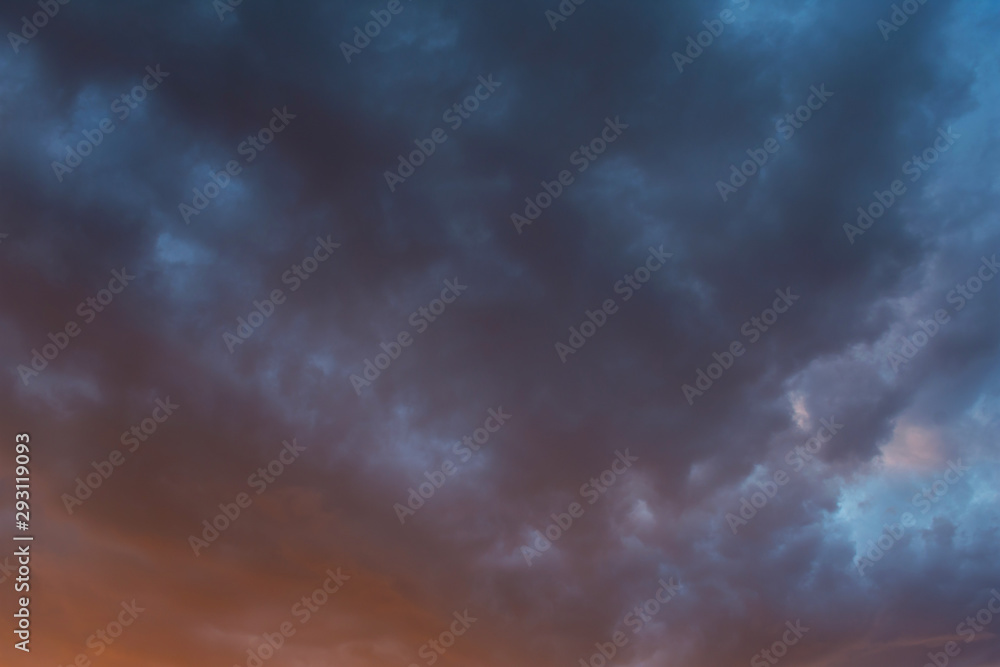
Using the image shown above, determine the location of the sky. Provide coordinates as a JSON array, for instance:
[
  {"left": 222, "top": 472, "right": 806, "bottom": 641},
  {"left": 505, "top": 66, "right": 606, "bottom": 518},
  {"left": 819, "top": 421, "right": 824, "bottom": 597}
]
[{"left": 1, "top": 0, "right": 999, "bottom": 666}]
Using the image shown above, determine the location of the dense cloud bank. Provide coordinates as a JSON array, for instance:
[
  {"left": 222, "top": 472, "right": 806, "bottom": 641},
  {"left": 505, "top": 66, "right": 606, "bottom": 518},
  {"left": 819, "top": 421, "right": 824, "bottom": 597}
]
[{"left": 0, "top": 0, "right": 998, "bottom": 665}]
